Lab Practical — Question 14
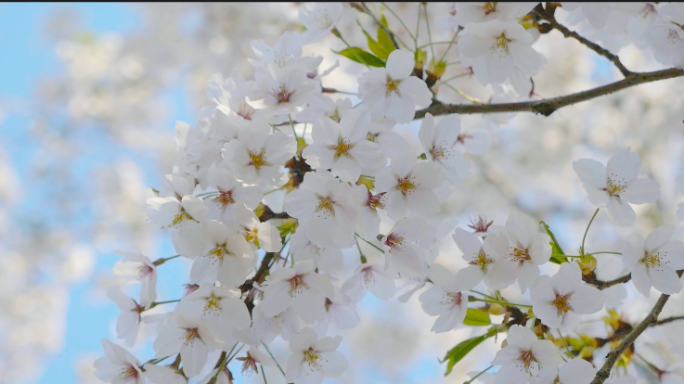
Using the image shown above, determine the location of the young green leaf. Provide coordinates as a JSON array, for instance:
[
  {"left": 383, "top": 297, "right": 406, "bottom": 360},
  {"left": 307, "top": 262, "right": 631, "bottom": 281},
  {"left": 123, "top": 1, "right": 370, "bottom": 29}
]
[
  {"left": 362, "top": 30, "right": 391, "bottom": 61},
  {"left": 334, "top": 47, "right": 385, "bottom": 67},
  {"left": 463, "top": 308, "right": 491, "bottom": 326},
  {"left": 376, "top": 27, "right": 396, "bottom": 57},
  {"left": 442, "top": 334, "right": 489, "bottom": 375},
  {"left": 541, "top": 221, "right": 567, "bottom": 264}
]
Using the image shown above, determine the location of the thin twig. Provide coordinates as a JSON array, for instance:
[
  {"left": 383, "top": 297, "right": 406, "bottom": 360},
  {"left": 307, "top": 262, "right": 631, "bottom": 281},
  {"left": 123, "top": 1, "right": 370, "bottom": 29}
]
[
  {"left": 582, "top": 273, "right": 631, "bottom": 290},
  {"left": 535, "top": 4, "right": 633, "bottom": 77},
  {"left": 415, "top": 67, "right": 684, "bottom": 118},
  {"left": 653, "top": 315, "right": 684, "bottom": 326}
]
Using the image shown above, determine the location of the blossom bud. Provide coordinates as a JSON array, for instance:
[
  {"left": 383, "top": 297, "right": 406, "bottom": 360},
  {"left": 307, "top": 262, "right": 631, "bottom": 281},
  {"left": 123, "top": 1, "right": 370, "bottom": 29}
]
[
  {"left": 489, "top": 303, "right": 505, "bottom": 316},
  {"left": 296, "top": 137, "right": 307, "bottom": 158},
  {"left": 412, "top": 50, "right": 427, "bottom": 78},
  {"left": 577, "top": 256, "right": 597, "bottom": 275},
  {"left": 426, "top": 59, "right": 446, "bottom": 87}
]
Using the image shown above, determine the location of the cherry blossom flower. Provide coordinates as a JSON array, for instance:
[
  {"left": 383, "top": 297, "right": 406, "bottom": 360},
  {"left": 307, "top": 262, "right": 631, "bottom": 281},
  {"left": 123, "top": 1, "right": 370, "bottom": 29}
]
[
  {"left": 237, "top": 346, "right": 275, "bottom": 375},
  {"left": 205, "top": 164, "right": 263, "bottom": 218},
  {"left": 646, "top": 18, "right": 684, "bottom": 68},
  {"left": 419, "top": 264, "right": 471, "bottom": 333},
  {"left": 252, "top": 306, "right": 303, "bottom": 343},
  {"left": 459, "top": 20, "right": 547, "bottom": 96},
  {"left": 620, "top": 224, "right": 684, "bottom": 297},
  {"left": 491, "top": 324, "right": 563, "bottom": 384},
  {"left": 573, "top": 149, "right": 660, "bottom": 227},
  {"left": 285, "top": 327, "right": 348, "bottom": 384},
  {"left": 451, "top": 228, "right": 510, "bottom": 290},
  {"left": 418, "top": 113, "right": 471, "bottom": 185},
  {"left": 302, "top": 107, "right": 384, "bottom": 183},
  {"left": 488, "top": 211, "right": 551, "bottom": 293},
  {"left": 260, "top": 260, "right": 335, "bottom": 324},
  {"left": 299, "top": 3, "right": 344, "bottom": 43},
  {"left": 284, "top": 170, "right": 357, "bottom": 247},
  {"left": 297, "top": 94, "right": 352, "bottom": 123},
  {"left": 206, "top": 69, "right": 259, "bottom": 122},
  {"left": 197, "top": 367, "right": 232, "bottom": 384},
  {"left": 342, "top": 263, "right": 396, "bottom": 303},
  {"left": 222, "top": 123, "right": 296, "bottom": 188},
  {"left": 145, "top": 193, "right": 207, "bottom": 230},
  {"left": 143, "top": 364, "right": 187, "bottom": 384},
  {"left": 375, "top": 155, "right": 444, "bottom": 220},
  {"left": 289, "top": 230, "right": 343, "bottom": 273},
  {"left": 315, "top": 289, "right": 360, "bottom": 336},
  {"left": 106, "top": 286, "right": 144, "bottom": 347},
  {"left": 251, "top": 64, "right": 318, "bottom": 114},
  {"left": 113, "top": 251, "right": 158, "bottom": 307},
  {"left": 230, "top": 202, "right": 282, "bottom": 252},
  {"left": 358, "top": 50, "right": 432, "bottom": 123},
  {"left": 153, "top": 315, "right": 222, "bottom": 378},
  {"left": 352, "top": 184, "right": 387, "bottom": 241},
  {"left": 531, "top": 262, "right": 604, "bottom": 328},
  {"left": 189, "top": 220, "right": 255, "bottom": 287},
  {"left": 94, "top": 339, "right": 144, "bottom": 384},
  {"left": 455, "top": 128, "right": 491, "bottom": 156},
  {"left": 562, "top": 3, "right": 618, "bottom": 30},
  {"left": 451, "top": 3, "right": 537, "bottom": 27},
  {"left": 177, "top": 285, "right": 251, "bottom": 342},
  {"left": 534, "top": 358, "right": 597, "bottom": 384},
  {"left": 382, "top": 218, "right": 432, "bottom": 278}
]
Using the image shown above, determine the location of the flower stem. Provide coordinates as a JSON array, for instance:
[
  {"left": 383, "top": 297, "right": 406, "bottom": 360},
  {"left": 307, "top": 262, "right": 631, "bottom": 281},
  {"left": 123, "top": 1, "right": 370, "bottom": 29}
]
[
  {"left": 468, "top": 289, "right": 497, "bottom": 301},
  {"left": 262, "top": 342, "right": 286, "bottom": 377},
  {"left": 423, "top": 3, "right": 435, "bottom": 58},
  {"left": 472, "top": 297, "right": 532, "bottom": 309},
  {"left": 149, "top": 299, "right": 180, "bottom": 309},
  {"left": 261, "top": 365, "right": 268, "bottom": 383},
  {"left": 355, "top": 233, "right": 385, "bottom": 254},
  {"left": 464, "top": 365, "right": 493, "bottom": 384},
  {"left": 153, "top": 254, "right": 180, "bottom": 266},
  {"left": 580, "top": 208, "right": 600, "bottom": 256}
]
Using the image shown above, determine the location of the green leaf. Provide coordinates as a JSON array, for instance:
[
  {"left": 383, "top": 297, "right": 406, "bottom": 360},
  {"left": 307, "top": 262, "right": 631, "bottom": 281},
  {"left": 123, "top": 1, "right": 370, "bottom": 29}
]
[
  {"left": 334, "top": 47, "right": 386, "bottom": 67},
  {"left": 541, "top": 221, "right": 567, "bottom": 264},
  {"left": 376, "top": 26, "right": 396, "bottom": 57},
  {"left": 363, "top": 30, "right": 391, "bottom": 61},
  {"left": 380, "top": 13, "right": 388, "bottom": 28},
  {"left": 442, "top": 333, "right": 491, "bottom": 376},
  {"left": 463, "top": 308, "right": 491, "bottom": 326}
]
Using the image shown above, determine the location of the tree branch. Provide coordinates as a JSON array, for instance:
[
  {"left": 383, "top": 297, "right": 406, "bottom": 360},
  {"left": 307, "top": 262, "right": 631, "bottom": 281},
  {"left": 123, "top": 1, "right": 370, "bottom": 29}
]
[
  {"left": 590, "top": 270, "right": 683, "bottom": 384},
  {"left": 534, "top": 4, "right": 633, "bottom": 77},
  {"left": 416, "top": 67, "right": 684, "bottom": 118},
  {"left": 583, "top": 272, "right": 631, "bottom": 290}
]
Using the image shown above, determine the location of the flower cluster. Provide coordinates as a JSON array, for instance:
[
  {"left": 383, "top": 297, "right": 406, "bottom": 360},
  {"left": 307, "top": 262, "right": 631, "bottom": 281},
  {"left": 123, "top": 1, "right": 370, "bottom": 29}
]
[{"left": 94, "top": 3, "right": 684, "bottom": 384}]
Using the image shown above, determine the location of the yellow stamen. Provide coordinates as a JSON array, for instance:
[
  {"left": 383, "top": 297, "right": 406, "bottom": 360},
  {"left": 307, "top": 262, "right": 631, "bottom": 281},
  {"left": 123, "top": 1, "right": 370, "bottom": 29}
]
[
  {"left": 386, "top": 76, "right": 400, "bottom": 93},
  {"left": 249, "top": 149, "right": 268, "bottom": 170},
  {"left": 397, "top": 177, "right": 415, "bottom": 194},
  {"left": 330, "top": 137, "right": 353, "bottom": 159},
  {"left": 553, "top": 293, "right": 572, "bottom": 316},
  {"left": 496, "top": 33, "right": 511, "bottom": 51},
  {"left": 316, "top": 196, "right": 334, "bottom": 213}
]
